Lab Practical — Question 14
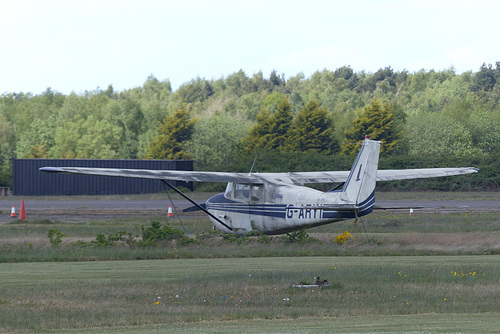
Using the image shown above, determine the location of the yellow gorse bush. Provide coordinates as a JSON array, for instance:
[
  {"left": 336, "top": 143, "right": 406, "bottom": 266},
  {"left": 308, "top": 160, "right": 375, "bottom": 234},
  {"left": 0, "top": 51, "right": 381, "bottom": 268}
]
[{"left": 334, "top": 230, "right": 354, "bottom": 245}]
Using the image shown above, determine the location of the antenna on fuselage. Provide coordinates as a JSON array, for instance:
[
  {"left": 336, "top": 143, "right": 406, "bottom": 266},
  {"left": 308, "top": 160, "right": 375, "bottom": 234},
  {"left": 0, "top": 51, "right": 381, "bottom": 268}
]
[{"left": 249, "top": 154, "right": 258, "bottom": 175}]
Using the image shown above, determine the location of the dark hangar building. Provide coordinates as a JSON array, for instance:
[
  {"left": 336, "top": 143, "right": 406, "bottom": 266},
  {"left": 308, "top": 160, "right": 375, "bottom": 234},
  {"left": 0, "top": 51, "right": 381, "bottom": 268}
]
[{"left": 12, "top": 159, "right": 193, "bottom": 196}]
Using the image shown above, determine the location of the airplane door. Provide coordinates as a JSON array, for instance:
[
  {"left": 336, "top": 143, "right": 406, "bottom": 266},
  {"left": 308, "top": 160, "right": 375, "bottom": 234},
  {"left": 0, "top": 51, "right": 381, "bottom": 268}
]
[{"left": 249, "top": 184, "right": 265, "bottom": 230}]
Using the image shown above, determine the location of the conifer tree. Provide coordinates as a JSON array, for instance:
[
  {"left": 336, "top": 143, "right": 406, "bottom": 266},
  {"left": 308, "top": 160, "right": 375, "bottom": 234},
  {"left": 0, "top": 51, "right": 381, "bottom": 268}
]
[
  {"left": 267, "top": 99, "right": 294, "bottom": 151},
  {"left": 146, "top": 104, "right": 196, "bottom": 159},
  {"left": 243, "top": 98, "right": 294, "bottom": 152},
  {"left": 341, "top": 99, "right": 403, "bottom": 155},
  {"left": 243, "top": 108, "right": 272, "bottom": 151},
  {"left": 288, "top": 100, "right": 337, "bottom": 153}
]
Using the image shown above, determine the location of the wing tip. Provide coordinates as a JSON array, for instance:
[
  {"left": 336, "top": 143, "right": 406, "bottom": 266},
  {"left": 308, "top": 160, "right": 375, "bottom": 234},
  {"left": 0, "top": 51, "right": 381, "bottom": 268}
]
[{"left": 39, "top": 167, "right": 64, "bottom": 173}]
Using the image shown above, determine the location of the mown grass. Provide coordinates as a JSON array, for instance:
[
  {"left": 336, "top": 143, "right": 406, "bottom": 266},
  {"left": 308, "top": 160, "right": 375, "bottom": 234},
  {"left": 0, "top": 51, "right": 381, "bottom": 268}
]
[
  {"left": 44, "top": 313, "right": 500, "bottom": 334},
  {"left": 1, "top": 256, "right": 500, "bottom": 333}
]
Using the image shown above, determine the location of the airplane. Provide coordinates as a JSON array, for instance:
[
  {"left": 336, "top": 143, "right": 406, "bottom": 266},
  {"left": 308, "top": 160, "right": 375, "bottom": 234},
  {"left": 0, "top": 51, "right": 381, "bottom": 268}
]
[{"left": 40, "top": 136, "right": 478, "bottom": 235}]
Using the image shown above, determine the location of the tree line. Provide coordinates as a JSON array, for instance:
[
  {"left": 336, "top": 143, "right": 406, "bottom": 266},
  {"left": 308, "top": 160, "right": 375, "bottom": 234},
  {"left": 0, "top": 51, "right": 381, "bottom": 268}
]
[{"left": 1, "top": 63, "right": 500, "bottom": 189}]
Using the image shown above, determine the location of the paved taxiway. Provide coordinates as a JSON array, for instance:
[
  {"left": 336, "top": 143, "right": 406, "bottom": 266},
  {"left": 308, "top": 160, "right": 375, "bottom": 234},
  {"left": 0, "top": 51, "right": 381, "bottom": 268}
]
[
  {"left": 1, "top": 198, "right": 499, "bottom": 224},
  {"left": 2, "top": 198, "right": 500, "bottom": 211}
]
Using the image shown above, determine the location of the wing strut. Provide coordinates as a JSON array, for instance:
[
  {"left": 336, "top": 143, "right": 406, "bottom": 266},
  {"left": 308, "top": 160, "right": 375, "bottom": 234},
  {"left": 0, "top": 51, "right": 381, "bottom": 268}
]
[{"left": 159, "top": 180, "right": 233, "bottom": 232}]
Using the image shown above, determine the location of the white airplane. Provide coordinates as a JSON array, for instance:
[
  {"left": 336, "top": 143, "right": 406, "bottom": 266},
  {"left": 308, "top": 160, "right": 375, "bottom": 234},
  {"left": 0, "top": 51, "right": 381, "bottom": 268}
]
[{"left": 40, "top": 137, "right": 477, "bottom": 235}]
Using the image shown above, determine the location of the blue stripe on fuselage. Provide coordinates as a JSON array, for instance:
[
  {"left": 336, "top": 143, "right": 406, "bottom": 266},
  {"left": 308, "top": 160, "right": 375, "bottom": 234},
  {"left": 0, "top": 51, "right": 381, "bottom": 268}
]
[
  {"left": 206, "top": 191, "right": 375, "bottom": 221},
  {"left": 206, "top": 193, "right": 287, "bottom": 218}
]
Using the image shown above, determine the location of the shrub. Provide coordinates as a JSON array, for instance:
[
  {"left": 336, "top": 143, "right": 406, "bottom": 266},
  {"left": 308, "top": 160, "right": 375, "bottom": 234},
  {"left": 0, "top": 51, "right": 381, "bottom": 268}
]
[
  {"left": 92, "top": 231, "right": 138, "bottom": 248},
  {"left": 47, "top": 228, "right": 65, "bottom": 247},
  {"left": 334, "top": 230, "right": 354, "bottom": 245},
  {"left": 257, "top": 234, "right": 272, "bottom": 244},
  {"left": 222, "top": 233, "right": 249, "bottom": 244},
  {"left": 281, "top": 228, "right": 316, "bottom": 244},
  {"left": 139, "top": 222, "right": 188, "bottom": 247}
]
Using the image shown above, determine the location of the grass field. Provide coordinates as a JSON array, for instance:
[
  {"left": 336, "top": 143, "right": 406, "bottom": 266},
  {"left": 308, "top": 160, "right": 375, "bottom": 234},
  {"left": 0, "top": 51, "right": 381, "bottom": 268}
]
[
  {"left": 42, "top": 313, "right": 500, "bottom": 334},
  {"left": 1, "top": 192, "right": 500, "bottom": 333},
  {"left": 1, "top": 256, "right": 500, "bottom": 333}
]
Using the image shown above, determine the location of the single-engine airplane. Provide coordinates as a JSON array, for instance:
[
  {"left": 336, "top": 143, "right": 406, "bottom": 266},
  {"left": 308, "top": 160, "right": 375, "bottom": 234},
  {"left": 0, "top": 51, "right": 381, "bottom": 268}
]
[{"left": 40, "top": 137, "right": 477, "bottom": 235}]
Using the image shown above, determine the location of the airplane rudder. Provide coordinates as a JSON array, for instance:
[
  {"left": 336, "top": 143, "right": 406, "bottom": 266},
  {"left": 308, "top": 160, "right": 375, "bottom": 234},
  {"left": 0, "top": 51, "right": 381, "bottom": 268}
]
[{"left": 341, "top": 138, "right": 381, "bottom": 203}]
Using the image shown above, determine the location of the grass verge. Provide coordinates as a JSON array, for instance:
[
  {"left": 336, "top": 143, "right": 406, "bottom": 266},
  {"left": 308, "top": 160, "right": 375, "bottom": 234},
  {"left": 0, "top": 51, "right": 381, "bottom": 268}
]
[{"left": 1, "top": 211, "right": 500, "bottom": 262}]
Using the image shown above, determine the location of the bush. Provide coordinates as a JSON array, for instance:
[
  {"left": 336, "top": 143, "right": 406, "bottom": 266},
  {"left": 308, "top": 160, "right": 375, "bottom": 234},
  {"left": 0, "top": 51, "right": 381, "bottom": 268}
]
[
  {"left": 334, "top": 230, "right": 354, "bottom": 245},
  {"left": 222, "top": 233, "right": 249, "bottom": 244},
  {"left": 139, "top": 222, "right": 188, "bottom": 247},
  {"left": 92, "top": 231, "right": 138, "bottom": 248},
  {"left": 47, "top": 228, "right": 65, "bottom": 247},
  {"left": 281, "top": 228, "right": 316, "bottom": 244}
]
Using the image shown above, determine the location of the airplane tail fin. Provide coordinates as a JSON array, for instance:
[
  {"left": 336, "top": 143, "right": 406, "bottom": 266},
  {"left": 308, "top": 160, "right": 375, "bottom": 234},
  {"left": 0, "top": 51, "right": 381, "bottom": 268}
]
[{"left": 340, "top": 137, "right": 381, "bottom": 206}]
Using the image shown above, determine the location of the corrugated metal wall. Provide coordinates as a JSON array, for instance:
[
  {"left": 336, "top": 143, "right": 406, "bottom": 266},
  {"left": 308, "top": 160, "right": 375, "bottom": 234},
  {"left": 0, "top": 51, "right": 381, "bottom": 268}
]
[{"left": 12, "top": 159, "right": 193, "bottom": 196}]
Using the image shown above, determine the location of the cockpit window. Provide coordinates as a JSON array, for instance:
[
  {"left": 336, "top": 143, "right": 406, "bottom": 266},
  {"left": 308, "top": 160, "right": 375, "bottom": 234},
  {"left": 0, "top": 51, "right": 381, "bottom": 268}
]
[
  {"left": 225, "top": 183, "right": 266, "bottom": 203},
  {"left": 234, "top": 183, "right": 250, "bottom": 200},
  {"left": 251, "top": 185, "right": 264, "bottom": 203}
]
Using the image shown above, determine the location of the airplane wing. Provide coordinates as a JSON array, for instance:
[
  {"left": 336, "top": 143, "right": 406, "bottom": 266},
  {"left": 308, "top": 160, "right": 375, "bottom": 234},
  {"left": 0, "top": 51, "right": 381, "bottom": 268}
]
[
  {"left": 39, "top": 167, "right": 264, "bottom": 184},
  {"left": 375, "top": 168, "right": 478, "bottom": 181},
  {"left": 40, "top": 166, "right": 477, "bottom": 185},
  {"left": 266, "top": 167, "right": 478, "bottom": 185}
]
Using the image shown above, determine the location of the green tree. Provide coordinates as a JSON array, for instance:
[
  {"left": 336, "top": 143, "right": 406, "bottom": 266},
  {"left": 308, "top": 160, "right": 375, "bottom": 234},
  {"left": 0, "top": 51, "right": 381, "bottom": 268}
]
[
  {"left": 243, "top": 96, "right": 294, "bottom": 152},
  {"left": 341, "top": 99, "right": 403, "bottom": 155},
  {"left": 244, "top": 98, "right": 294, "bottom": 152},
  {"left": 0, "top": 115, "right": 14, "bottom": 186},
  {"left": 267, "top": 99, "right": 294, "bottom": 151},
  {"left": 188, "top": 114, "right": 250, "bottom": 169},
  {"left": 15, "top": 117, "right": 56, "bottom": 158},
  {"left": 471, "top": 63, "right": 497, "bottom": 92},
  {"left": 146, "top": 104, "right": 196, "bottom": 159},
  {"left": 406, "top": 112, "right": 479, "bottom": 156},
  {"left": 176, "top": 77, "right": 214, "bottom": 104},
  {"left": 243, "top": 108, "right": 272, "bottom": 150},
  {"left": 288, "top": 100, "right": 338, "bottom": 153}
]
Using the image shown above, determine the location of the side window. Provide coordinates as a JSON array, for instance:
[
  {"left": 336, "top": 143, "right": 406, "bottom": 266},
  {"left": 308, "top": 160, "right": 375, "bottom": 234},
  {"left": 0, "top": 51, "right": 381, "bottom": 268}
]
[
  {"left": 234, "top": 183, "right": 250, "bottom": 201},
  {"left": 251, "top": 185, "right": 265, "bottom": 203},
  {"left": 267, "top": 187, "right": 283, "bottom": 204}
]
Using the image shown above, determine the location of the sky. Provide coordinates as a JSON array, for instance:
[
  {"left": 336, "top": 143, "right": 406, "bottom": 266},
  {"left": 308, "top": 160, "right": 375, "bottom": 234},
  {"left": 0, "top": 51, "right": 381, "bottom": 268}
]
[{"left": 1, "top": 0, "right": 499, "bottom": 95}]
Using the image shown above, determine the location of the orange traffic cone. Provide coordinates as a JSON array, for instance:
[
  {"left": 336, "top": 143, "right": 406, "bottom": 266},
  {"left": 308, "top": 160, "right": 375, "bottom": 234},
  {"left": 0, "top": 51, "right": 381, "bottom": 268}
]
[
  {"left": 20, "top": 199, "right": 26, "bottom": 220},
  {"left": 167, "top": 204, "right": 173, "bottom": 217},
  {"left": 10, "top": 205, "right": 16, "bottom": 218}
]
